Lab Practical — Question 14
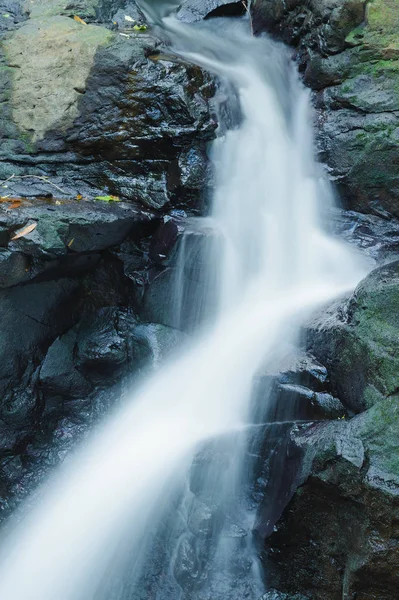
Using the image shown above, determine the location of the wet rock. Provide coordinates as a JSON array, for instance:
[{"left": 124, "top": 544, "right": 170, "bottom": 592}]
[
  {"left": 0, "top": 199, "right": 153, "bottom": 286},
  {"left": 75, "top": 307, "right": 136, "bottom": 382},
  {"left": 331, "top": 208, "right": 399, "bottom": 264},
  {"left": 187, "top": 495, "right": 215, "bottom": 538},
  {"left": 111, "top": 2, "right": 147, "bottom": 30},
  {"left": 262, "top": 397, "right": 399, "bottom": 600},
  {"left": 149, "top": 216, "right": 180, "bottom": 263},
  {"left": 268, "top": 384, "right": 345, "bottom": 421},
  {"left": 0, "top": 276, "right": 80, "bottom": 434},
  {"left": 173, "top": 534, "right": 200, "bottom": 587},
  {"left": 39, "top": 329, "right": 92, "bottom": 398},
  {"left": 252, "top": 348, "right": 339, "bottom": 423},
  {"left": 0, "top": 248, "right": 30, "bottom": 287},
  {"left": 253, "top": 423, "right": 305, "bottom": 540},
  {"left": 4, "top": 15, "right": 113, "bottom": 142},
  {"left": 308, "top": 261, "right": 399, "bottom": 413},
  {"left": 0, "top": 0, "right": 217, "bottom": 517},
  {"left": 0, "top": 1, "right": 26, "bottom": 33}
]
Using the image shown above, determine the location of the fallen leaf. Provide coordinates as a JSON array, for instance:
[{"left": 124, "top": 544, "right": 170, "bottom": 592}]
[
  {"left": 95, "top": 195, "right": 121, "bottom": 203},
  {"left": 119, "top": 33, "right": 129, "bottom": 38},
  {"left": 0, "top": 195, "right": 10, "bottom": 201},
  {"left": 67, "top": 238, "right": 75, "bottom": 248},
  {"left": 11, "top": 222, "right": 37, "bottom": 241},
  {"left": 133, "top": 24, "right": 148, "bottom": 31},
  {"left": 125, "top": 15, "right": 135, "bottom": 22},
  {"left": 74, "top": 15, "right": 87, "bottom": 25},
  {"left": 9, "top": 200, "right": 22, "bottom": 209},
  {"left": 76, "top": 194, "right": 83, "bottom": 200}
]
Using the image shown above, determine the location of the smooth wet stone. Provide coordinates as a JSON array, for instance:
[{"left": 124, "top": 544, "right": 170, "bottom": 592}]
[{"left": 0, "top": 276, "right": 80, "bottom": 433}]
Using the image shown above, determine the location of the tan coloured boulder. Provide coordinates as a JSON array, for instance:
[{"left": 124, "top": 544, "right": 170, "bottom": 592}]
[{"left": 4, "top": 16, "right": 113, "bottom": 141}]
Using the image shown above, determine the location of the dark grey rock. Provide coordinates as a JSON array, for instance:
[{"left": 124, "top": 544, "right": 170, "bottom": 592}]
[
  {"left": 39, "top": 330, "right": 92, "bottom": 398},
  {"left": 0, "top": 248, "right": 30, "bottom": 287},
  {"left": 76, "top": 307, "right": 136, "bottom": 382},
  {"left": 331, "top": 208, "right": 399, "bottom": 264},
  {"left": 270, "top": 384, "right": 345, "bottom": 421}
]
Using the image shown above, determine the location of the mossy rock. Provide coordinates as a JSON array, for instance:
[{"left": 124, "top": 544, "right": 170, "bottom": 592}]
[
  {"left": 367, "top": 0, "right": 399, "bottom": 33},
  {"left": 24, "top": 0, "right": 101, "bottom": 20},
  {"left": 264, "top": 396, "right": 399, "bottom": 599},
  {"left": 309, "top": 261, "right": 399, "bottom": 413}
]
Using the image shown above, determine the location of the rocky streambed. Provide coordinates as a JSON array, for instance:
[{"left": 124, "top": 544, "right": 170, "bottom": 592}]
[{"left": 0, "top": 1, "right": 398, "bottom": 599}]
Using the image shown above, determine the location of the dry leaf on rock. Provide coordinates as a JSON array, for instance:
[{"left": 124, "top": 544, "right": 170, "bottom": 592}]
[
  {"left": 74, "top": 15, "right": 87, "bottom": 25},
  {"left": 11, "top": 222, "right": 37, "bottom": 240},
  {"left": 9, "top": 200, "right": 22, "bottom": 209}
]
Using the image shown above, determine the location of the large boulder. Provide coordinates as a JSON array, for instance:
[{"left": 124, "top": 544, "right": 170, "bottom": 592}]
[
  {"left": 308, "top": 261, "right": 399, "bottom": 413},
  {"left": 252, "top": 0, "right": 399, "bottom": 218},
  {"left": 261, "top": 397, "right": 399, "bottom": 600},
  {"left": 0, "top": 1, "right": 216, "bottom": 212},
  {"left": 4, "top": 15, "right": 113, "bottom": 142}
]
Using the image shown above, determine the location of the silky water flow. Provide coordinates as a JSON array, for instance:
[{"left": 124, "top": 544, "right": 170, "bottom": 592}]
[{"left": 0, "top": 11, "right": 369, "bottom": 600}]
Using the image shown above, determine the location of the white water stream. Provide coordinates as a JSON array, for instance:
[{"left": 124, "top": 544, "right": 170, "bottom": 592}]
[{"left": 0, "top": 11, "right": 368, "bottom": 600}]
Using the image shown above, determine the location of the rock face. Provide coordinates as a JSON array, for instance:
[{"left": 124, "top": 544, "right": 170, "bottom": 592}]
[
  {"left": 246, "top": 6, "right": 399, "bottom": 592},
  {"left": 252, "top": 0, "right": 399, "bottom": 218},
  {"left": 255, "top": 261, "right": 399, "bottom": 599},
  {"left": 262, "top": 398, "right": 399, "bottom": 600},
  {"left": 0, "top": 0, "right": 218, "bottom": 514}
]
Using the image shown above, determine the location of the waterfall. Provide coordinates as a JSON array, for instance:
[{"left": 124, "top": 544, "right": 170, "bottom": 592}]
[{"left": 0, "top": 11, "right": 368, "bottom": 600}]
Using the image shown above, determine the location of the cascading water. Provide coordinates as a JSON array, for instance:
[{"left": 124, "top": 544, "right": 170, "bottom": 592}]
[{"left": 0, "top": 8, "right": 369, "bottom": 600}]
